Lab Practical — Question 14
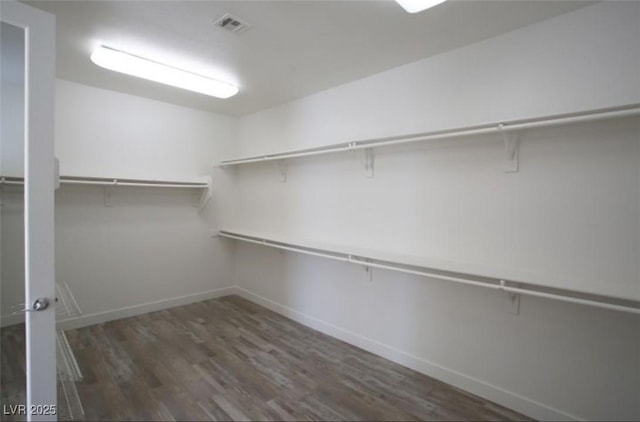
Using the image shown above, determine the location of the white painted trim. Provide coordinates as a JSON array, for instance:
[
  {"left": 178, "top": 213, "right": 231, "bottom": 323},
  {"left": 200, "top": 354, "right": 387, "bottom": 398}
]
[
  {"left": 234, "top": 286, "right": 583, "bottom": 422},
  {"left": 56, "top": 286, "right": 235, "bottom": 330}
]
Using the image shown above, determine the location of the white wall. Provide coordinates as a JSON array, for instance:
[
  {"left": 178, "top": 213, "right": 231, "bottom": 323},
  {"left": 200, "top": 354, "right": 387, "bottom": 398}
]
[
  {"left": 2, "top": 79, "right": 237, "bottom": 327},
  {"left": 54, "top": 80, "right": 237, "bottom": 327},
  {"left": 230, "top": 2, "right": 640, "bottom": 421}
]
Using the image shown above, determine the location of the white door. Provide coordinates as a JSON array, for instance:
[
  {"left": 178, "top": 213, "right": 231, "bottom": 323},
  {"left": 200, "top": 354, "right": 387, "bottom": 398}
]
[{"left": 1, "top": 2, "right": 56, "bottom": 420}]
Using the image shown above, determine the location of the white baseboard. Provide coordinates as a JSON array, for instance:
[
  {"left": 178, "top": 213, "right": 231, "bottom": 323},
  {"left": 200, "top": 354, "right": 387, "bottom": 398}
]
[
  {"left": 56, "top": 286, "right": 236, "bottom": 330},
  {"left": 234, "top": 287, "right": 582, "bottom": 422}
]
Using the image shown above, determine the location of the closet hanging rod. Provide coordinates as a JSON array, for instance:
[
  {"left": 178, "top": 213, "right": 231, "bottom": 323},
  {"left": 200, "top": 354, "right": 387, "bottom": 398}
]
[
  {"left": 218, "top": 103, "right": 640, "bottom": 166},
  {"left": 219, "top": 230, "right": 640, "bottom": 315},
  {"left": 0, "top": 176, "right": 208, "bottom": 189},
  {"left": 61, "top": 179, "right": 206, "bottom": 188},
  {"left": 349, "top": 258, "right": 640, "bottom": 315},
  {"left": 0, "top": 177, "right": 24, "bottom": 185},
  {"left": 220, "top": 232, "right": 351, "bottom": 263}
]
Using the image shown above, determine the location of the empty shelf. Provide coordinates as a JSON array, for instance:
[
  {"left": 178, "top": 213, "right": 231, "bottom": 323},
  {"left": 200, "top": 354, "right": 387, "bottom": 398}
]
[{"left": 218, "top": 104, "right": 640, "bottom": 166}]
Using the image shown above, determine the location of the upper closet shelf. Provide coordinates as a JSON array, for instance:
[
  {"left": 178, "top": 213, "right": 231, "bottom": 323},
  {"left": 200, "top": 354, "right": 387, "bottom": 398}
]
[
  {"left": 59, "top": 176, "right": 209, "bottom": 189},
  {"left": 1, "top": 175, "right": 208, "bottom": 188},
  {"left": 0, "top": 175, "right": 213, "bottom": 211},
  {"left": 217, "top": 104, "right": 640, "bottom": 170},
  {"left": 219, "top": 229, "right": 640, "bottom": 315}
]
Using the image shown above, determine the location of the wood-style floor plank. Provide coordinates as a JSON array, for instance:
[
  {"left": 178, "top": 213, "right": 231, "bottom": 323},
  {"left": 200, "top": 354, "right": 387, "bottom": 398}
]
[{"left": 1, "top": 295, "right": 534, "bottom": 421}]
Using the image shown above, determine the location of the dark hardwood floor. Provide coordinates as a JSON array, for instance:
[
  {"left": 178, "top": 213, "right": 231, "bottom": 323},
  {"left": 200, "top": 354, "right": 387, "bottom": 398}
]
[
  {"left": 2, "top": 295, "right": 532, "bottom": 421},
  {"left": 0, "top": 324, "right": 26, "bottom": 421}
]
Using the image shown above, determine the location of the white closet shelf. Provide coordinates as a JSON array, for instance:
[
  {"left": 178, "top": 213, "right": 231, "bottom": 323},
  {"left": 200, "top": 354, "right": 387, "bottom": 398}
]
[
  {"left": 59, "top": 175, "right": 210, "bottom": 188},
  {"left": 219, "top": 229, "right": 640, "bottom": 315},
  {"left": 217, "top": 103, "right": 640, "bottom": 167},
  {"left": 0, "top": 175, "right": 213, "bottom": 211},
  {"left": 1, "top": 175, "right": 208, "bottom": 188}
]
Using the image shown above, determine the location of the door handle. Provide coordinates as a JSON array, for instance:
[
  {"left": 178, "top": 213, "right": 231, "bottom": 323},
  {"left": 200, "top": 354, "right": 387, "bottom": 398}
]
[
  {"left": 7, "top": 298, "right": 50, "bottom": 314},
  {"left": 31, "top": 298, "right": 49, "bottom": 311}
]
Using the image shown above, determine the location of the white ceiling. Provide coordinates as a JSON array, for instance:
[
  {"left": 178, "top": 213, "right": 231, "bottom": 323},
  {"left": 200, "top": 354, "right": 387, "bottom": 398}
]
[{"left": 25, "top": 0, "right": 592, "bottom": 116}]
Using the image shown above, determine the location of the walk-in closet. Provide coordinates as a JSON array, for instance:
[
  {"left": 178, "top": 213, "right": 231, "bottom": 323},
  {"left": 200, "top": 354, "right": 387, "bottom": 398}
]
[{"left": 1, "top": 1, "right": 639, "bottom": 421}]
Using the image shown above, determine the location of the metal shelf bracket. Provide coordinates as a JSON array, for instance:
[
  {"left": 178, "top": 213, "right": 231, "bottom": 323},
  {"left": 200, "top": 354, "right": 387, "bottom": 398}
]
[
  {"left": 197, "top": 176, "right": 213, "bottom": 212},
  {"left": 278, "top": 161, "right": 287, "bottom": 183},
  {"left": 365, "top": 262, "right": 374, "bottom": 282},
  {"left": 103, "top": 182, "right": 114, "bottom": 207},
  {"left": 499, "top": 280, "right": 521, "bottom": 314},
  {"left": 509, "top": 292, "right": 521, "bottom": 315},
  {"left": 363, "top": 148, "right": 374, "bottom": 178},
  {"left": 499, "top": 124, "right": 520, "bottom": 173},
  {"left": 350, "top": 255, "right": 374, "bottom": 281}
]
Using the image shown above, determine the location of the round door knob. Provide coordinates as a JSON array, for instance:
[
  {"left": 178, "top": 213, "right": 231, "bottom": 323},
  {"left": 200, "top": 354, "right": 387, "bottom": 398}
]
[{"left": 32, "top": 298, "right": 49, "bottom": 311}]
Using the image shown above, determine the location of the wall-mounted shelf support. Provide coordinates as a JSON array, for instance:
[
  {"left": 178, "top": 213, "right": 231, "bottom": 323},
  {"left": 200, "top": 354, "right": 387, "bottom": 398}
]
[
  {"left": 278, "top": 161, "right": 287, "bottom": 183},
  {"left": 500, "top": 280, "right": 521, "bottom": 314},
  {"left": 197, "top": 176, "right": 213, "bottom": 212},
  {"left": 509, "top": 292, "right": 521, "bottom": 315},
  {"left": 350, "top": 255, "right": 374, "bottom": 281},
  {"left": 365, "top": 261, "right": 374, "bottom": 282},
  {"left": 499, "top": 124, "right": 520, "bottom": 173},
  {"left": 362, "top": 148, "right": 375, "bottom": 178}
]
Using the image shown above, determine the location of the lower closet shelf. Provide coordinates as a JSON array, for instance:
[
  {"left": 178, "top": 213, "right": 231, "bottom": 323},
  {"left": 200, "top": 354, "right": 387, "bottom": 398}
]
[{"left": 219, "top": 228, "right": 640, "bottom": 314}]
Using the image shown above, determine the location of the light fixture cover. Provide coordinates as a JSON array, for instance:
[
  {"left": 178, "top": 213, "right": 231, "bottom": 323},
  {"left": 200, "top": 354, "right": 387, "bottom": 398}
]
[
  {"left": 395, "top": 0, "right": 447, "bottom": 13},
  {"left": 90, "top": 45, "right": 238, "bottom": 99}
]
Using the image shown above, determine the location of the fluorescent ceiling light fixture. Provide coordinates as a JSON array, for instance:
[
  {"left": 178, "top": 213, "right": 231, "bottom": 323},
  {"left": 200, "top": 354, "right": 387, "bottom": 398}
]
[
  {"left": 90, "top": 45, "right": 238, "bottom": 99},
  {"left": 395, "top": 0, "right": 447, "bottom": 14}
]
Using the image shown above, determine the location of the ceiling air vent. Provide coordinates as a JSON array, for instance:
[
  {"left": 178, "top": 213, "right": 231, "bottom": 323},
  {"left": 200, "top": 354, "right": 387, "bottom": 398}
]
[{"left": 214, "top": 13, "right": 251, "bottom": 34}]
